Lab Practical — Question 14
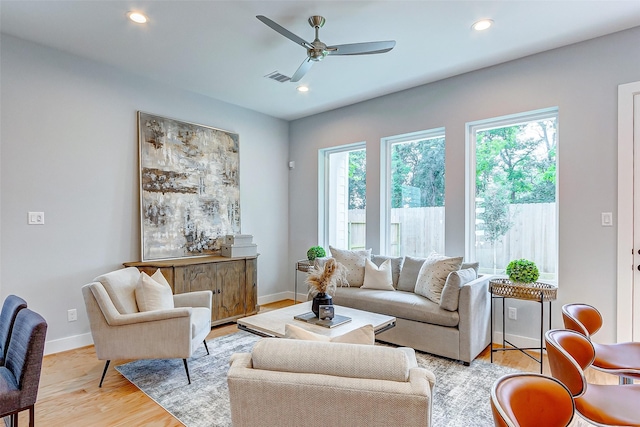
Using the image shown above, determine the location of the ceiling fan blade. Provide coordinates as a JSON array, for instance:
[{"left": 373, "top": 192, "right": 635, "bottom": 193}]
[
  {"left": 291, "top": 58, "right": 314, "bottom": 82},
  {"left": 256, "top": 15, "right": 313, "bottom": 49},
  {"left": 327, "top": 40, "right": 396, "bottom": 56}
]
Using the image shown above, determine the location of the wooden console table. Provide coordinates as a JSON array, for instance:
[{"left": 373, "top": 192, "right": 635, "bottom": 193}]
[{"left": 124, "top": 255, "right": 258, "bottom": 327}]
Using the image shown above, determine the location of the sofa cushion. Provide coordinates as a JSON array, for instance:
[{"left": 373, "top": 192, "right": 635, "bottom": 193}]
[
  {"left": 439, "top": 268, "right": 478, "bottom": 311},
  {"left": 414, "top": 253, "right": 463, "bottom": 303},
  {"left": 329, "top": 246, "right": 371, "bottom": 287},
  {"left": 371, "top": 255, "right": 403, "bottom": 288},
  {"left": 396, "top": 256, "right": 426, "bottom": 292},
  {"left": 362, "top": 259, "right": 395, "bottom": 291},
  {"left": 94, "top": 267, "right": 141, "bottom": 314},
  {"left": 332, "top": 287, "right": 460, "bottom": 327},
  {"left": 284, "top": 323, "right": 375, "bottom": 345},
  {"left": 135, "top": 272, "right": 175, "bottom": 312}
]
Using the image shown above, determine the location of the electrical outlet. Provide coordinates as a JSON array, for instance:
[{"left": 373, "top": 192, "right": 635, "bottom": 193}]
[
  {"left": 508, "top": 307, "right": 517, "bottom": 320},
  {"left": 67, "top": 309, "right": 77, "bottom": 322},
  {"left": 28, "top": 212, "right": 45, "bottom": 225}
]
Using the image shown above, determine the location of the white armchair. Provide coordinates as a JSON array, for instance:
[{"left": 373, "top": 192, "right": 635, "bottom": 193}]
[
  {"left": 228, "top": 338, "right": 436, "bottom": 427},
  {"left": 82, "top": 267, "right": 212, "bottom": 387}
]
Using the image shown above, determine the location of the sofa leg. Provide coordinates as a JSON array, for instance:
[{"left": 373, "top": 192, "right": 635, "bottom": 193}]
[
  {"left": 203, "top": 340, "right": 210, "bottom": 355},
  {"left": 183, "top": 359, "right": 191, "bottom": 384},
  {"left": 99, "top": 360, "right": 111, "bottom": 387}
]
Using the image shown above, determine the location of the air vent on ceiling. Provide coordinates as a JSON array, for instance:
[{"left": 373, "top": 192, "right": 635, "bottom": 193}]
[{"left": 264, "top": 71, "right": 291, "bottom": 83}]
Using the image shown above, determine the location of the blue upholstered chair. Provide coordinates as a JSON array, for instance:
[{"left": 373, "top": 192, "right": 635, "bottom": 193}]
[
  {"left": 0, "top": 308, "right": 48, "bottom": 427},
  {"left": 0, "top": 296, "right": 27, "bottom": 365}
]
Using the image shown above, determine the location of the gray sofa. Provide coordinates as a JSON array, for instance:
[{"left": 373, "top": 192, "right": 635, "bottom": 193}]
[{"left": 313, "top": 254, "right": 492, "bottom": 365}]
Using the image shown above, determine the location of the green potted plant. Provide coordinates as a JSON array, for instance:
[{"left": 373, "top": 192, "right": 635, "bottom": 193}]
[
  {"left": 506, "top": 259, "right": 539, "bottom": 284},
  {"left": 306, "top": 246, "right": 326, "bottom": 261}
]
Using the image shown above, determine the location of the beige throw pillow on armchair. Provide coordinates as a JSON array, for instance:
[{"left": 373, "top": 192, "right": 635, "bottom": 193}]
[
  {"left": 414, "top": 253, "right": 463, "bottom": 304},
  {"left": 135, "top": 270, "right": 174, "bottom": 312}
]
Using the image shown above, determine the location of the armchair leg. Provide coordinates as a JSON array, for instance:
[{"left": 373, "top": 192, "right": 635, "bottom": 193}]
[
  {"left": 203, "top": 340, "right": 210, "bottom": 355},
  {"left": 99, "top": 360, "right": 111, "bottom": 388},
  {"left": 183, "top": 359, "right": 191, "bottom": 384},
  {"left": 29, "top": 405, "right": 34, "bottom": 427}
]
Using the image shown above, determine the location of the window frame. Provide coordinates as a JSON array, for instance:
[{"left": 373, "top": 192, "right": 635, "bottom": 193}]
[
  {"left": 318, "top": 142, "right": 367, "bottom": 249},
  {"left": 380, "top": 127, "right": 446, "bottom": 256},
  {"left": 465, "top": 107, "right": 559, "bottom": 276}
]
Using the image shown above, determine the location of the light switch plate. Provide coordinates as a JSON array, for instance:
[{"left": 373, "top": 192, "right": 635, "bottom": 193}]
[
  {"left": 601, "top": 212, "right": 613, "bottom": 227},
  {"left": 28, "top": 212, "right": 45, "bottom": 225}
]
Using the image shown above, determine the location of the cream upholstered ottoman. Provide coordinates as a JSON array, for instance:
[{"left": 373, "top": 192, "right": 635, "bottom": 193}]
[{"left": 227, "top": 338, "right": 435, "bottom": 427}]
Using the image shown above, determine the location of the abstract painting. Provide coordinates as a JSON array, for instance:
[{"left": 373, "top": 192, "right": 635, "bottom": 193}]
[{"left": 138, "top": 112, "right": 240, "bottom": 260}]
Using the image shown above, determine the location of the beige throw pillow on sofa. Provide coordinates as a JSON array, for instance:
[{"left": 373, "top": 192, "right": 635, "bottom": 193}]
[
  {"left": 414, "top": 253, "right": 463, "bottom": 303},
  {"left": 284, "top": 323, "right": 375, "bottom": 345},
  {"left": 362, "top": 259, "right": 395, "bottom": 291},
  {"left": 329, "top": 246, "right": 371, "bottom": 287},
  {"left": 135, "top": 271, "right": 174, "bottom": 312}
]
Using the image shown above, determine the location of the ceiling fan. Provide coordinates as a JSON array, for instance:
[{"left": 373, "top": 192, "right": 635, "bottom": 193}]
[{"left": 257, "top": 15, "right": 396, "bottom": 82}]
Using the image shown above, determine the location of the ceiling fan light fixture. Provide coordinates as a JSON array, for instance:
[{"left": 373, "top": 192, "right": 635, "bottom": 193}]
[
  {"left": 127, "top": 11, "right": 148, "bottom": 24},
  {"left": 472, "top": 19, "right": 493, "bottom": 31},
  {"left": 296, "top": 86, "right": 309, "bottom": 93}
]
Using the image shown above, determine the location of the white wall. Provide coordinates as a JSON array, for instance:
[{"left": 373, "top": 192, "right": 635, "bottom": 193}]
[
  {"left": 0, "top": 35, "right": 290, "bottom": 353},
  {"left": 289, "top": 26, "right": 640, "bottom": 344}
]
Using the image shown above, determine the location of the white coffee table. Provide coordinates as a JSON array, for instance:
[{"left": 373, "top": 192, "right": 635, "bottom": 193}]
[{"left": 237, "top": 301, "right": 396, "bottom": 339}]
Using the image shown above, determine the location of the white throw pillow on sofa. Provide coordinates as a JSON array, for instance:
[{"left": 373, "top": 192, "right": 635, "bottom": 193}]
[
  {"left": 414, "top": 253, "right": 463, "bottom": 303},
  {"left": 135, "top": 271, "right": 174, "bottom": 312},
  {"left": 362, "top": 259, "right": 395, "bottom": 291},
  {"left": 329, "top": 246, "right": 371, "bottom": 287}
]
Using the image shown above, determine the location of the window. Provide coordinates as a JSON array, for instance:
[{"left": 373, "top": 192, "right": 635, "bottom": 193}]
[
  {"left": 467, "top": 108, "right": 558, "bottom": 281},
  {"left": 381, "top": 129, "right": 445, "bottom": 256},
  {"left": 319, "top": 143, "right": 366, "bottom": 250}
]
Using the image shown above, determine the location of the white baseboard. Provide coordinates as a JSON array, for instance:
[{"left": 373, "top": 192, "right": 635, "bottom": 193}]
[
  {"left": 45, "top": 332, "right": 93, "bottom": 355},
  {"left": 492, "top": 331, "right": 545, "bottom": 351},
  {"left": 257, "top": 292, "right": 292, "bottom": 305},
  {"left": 258, "top": 291, "right": 307, "bottom": 305}
]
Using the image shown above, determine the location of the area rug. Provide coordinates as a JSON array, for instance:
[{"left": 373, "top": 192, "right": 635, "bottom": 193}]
[{"left": 116, "top": 331, "right": 518, "bottom": 427}]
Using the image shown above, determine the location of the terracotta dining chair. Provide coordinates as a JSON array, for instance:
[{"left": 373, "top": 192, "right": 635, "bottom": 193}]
[
  {"left": 491, "top": 372, "right": 575, "bottom": 427},
  {"left": 545, "top": 329, "right": 640, "bottom": 426},
  {"left": 562, "top": 303, "right": 640, "bottom": 384}
]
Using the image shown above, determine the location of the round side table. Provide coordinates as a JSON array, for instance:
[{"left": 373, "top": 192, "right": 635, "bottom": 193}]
[{"left": 489, "top": 278, "right": 557, "bottom": 373}]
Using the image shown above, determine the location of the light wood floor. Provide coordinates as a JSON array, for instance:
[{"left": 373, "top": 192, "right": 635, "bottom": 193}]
[{"left": 27, "top": 300, "right": 618, "bottom": 426}]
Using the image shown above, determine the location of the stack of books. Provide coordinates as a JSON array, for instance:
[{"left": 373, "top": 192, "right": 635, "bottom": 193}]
[{"left": 221, "top": 234, "right": 257, "bottom": 257}]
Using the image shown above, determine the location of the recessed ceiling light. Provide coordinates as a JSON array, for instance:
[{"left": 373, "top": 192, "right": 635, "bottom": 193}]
[
  {"left": 128, "top": 11, "right": 148, "bottom": 24},
  {"left": 296, "top": 86, "right": 309, "bottom": 93},
  {"left": 472, "top": 19, "right": 493, "bottom": 31}
]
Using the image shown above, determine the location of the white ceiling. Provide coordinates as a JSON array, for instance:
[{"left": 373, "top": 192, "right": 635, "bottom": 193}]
[{"left": 2, "top": 1, "right": 639, "bottom": 121}]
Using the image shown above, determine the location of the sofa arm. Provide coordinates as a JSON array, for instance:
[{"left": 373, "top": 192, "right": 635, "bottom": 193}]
[
  {"left": 458, "top": 274, "right": 493, "bottom": 363},
  {"left": 173, "top": 290, "right": 213, "bottom": 310}
]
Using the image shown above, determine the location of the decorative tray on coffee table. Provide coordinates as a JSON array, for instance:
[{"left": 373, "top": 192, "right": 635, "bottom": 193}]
[{"left": 293, "top": 312, "right": 352, "bottom": 328}]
